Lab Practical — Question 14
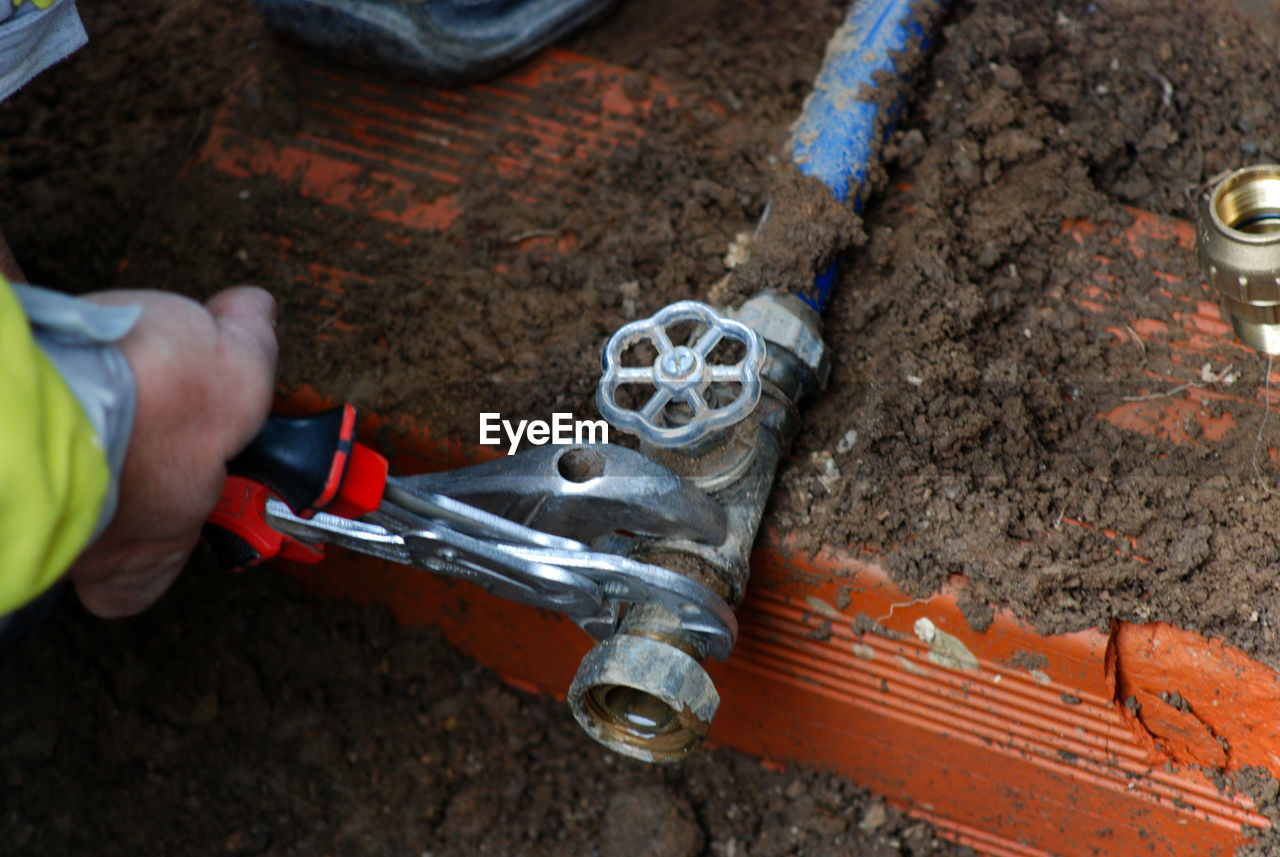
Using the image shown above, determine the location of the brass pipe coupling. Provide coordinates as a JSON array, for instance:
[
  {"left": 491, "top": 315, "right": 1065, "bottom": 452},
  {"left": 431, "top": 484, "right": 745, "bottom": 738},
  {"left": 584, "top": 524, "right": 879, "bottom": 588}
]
[
  {"left": 573, "top": 295, "right": 826, "bottom": 761},
  {"left": 1197, "top": 164, "right": 1280, "bottom": 353}
]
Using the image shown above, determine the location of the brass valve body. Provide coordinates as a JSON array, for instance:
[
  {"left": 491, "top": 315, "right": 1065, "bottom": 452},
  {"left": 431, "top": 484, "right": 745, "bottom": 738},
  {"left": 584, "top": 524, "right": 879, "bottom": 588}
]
[{"left": 1197, "top": 164, "right": 1280, "bottom": 354}]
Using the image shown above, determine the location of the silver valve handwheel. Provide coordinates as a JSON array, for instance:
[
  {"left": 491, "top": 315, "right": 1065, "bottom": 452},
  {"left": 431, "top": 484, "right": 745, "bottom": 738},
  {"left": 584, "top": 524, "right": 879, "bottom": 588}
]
[{"left": 596, "top": 300, "right": 766, "bottom": 448}]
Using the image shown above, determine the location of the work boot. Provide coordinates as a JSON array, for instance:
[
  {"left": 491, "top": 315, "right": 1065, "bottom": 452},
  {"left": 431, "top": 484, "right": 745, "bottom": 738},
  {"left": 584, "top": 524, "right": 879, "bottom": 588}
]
[{"left": 255, "top": 0, "right": 621, "bottom": 83}]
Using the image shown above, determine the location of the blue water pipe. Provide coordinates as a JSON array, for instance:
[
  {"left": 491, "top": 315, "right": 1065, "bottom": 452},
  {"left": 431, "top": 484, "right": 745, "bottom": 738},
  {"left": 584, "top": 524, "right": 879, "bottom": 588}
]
[{"left": 789, "top": 0, "right": 950, "bottom": 315}]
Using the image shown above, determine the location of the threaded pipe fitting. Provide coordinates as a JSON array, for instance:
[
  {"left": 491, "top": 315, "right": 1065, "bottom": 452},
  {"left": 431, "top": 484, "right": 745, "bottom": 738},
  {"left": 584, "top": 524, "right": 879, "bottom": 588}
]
[{"left": 1198, "top": 164, "right": 1280, "bottom": 353}]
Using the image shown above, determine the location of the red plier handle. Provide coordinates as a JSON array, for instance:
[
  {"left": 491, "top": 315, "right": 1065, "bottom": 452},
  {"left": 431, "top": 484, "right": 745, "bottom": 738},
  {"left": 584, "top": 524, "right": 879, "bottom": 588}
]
[{"left": 204, "top": 404, "right": 389, "bottom": 570}]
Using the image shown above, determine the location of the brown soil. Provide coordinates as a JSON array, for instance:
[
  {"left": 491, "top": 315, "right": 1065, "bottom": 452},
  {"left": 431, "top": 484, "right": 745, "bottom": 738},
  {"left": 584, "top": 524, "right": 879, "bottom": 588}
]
[
  {"left": 6, "top": 0, "right": 1280, "bottom": 853},
  {"left": 105, "top": 0, "right": 852, "bottom": 441},
  {"left": 775, "top": 0, "right": 1280, "bottom": 669}
]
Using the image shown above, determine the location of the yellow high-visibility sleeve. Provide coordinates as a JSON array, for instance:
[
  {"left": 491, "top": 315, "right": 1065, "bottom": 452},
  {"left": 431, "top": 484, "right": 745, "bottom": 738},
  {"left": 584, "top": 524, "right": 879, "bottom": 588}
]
[{"left": 0, "top": 275, "right": 108, "bottom": 613}]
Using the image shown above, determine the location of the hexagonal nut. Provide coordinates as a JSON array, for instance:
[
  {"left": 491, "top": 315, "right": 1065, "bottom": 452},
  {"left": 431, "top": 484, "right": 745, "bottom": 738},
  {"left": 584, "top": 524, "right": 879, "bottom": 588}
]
[
  {"left": 1197, "top": 165, "right": 1280, "bottom": 353},
  {"left": 1200, "top": 262, "right": 1280, "bottom": 306},
  {"left": 730, "top": 291, "right": 829, "bottom": 398},
  {"left": 568, "top": 633, "right": 719, "bottom": 763}
]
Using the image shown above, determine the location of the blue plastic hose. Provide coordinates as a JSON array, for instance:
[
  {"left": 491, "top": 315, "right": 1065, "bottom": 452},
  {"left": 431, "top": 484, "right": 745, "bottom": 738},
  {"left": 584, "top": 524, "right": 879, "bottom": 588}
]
[{"left": 790, "top": 0, "right": 950, "bottom": 314}]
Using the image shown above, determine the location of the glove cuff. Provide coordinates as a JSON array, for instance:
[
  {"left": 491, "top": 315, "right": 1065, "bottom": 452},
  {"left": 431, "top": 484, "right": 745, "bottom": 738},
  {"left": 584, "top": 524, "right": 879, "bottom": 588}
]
[{"left": 14, "top": 285, "right": 141, "bottom": 540}]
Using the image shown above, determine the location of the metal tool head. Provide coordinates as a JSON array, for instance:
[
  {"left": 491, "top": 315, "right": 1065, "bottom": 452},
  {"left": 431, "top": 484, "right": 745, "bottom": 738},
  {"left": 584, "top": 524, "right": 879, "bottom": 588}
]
[
  {"left": 262, "top": 491, "right": 738, "bottom": 659},
  {"left": 389, "top": 443, "right": 728, "bottom": 547}
]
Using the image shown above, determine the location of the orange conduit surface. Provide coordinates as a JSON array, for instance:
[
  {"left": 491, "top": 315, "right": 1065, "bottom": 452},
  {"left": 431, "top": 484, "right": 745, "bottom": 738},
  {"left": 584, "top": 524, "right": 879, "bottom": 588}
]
[{"left": 198, "top": 51, "right": 1280, "bottom": 857}]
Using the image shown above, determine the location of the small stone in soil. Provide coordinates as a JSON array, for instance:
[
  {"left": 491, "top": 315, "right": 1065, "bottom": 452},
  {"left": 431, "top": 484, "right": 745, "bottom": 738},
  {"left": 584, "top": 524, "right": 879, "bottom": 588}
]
[{"left": 859, "top": 800, "right": 888, "bottom": 832}]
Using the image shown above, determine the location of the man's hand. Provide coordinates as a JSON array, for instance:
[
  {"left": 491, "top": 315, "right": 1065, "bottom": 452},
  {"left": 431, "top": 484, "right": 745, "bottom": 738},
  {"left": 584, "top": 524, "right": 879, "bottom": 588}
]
[{"left": 66, "top": 287, "right": 278, "bottom": 618}]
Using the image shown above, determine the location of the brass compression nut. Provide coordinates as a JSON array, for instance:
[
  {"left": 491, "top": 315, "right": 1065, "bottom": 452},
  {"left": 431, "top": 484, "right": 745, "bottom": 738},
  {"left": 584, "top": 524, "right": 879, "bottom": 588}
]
[{"left": 1197, "top": 164, "right": 1280, "bottom": 354}]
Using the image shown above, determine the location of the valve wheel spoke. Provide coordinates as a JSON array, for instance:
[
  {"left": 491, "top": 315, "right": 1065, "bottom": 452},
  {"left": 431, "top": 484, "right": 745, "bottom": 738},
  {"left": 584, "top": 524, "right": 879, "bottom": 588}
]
[
  {"left": 616, "top": 366, "right": 654, "bottom": 384},
  {"left": 692, "top": 327, "right": 723, "bottom": 357},
  {"left": 641, "top": 389, "right": 674, "bottom": 420},
  {"left": 649, "top": 327, "right": 674, "bottom": 354},
  {"left": 681, "top": 388, "right": 711, "bottom": 416},
  {"left": 710, "top": 365, "right": 742, "bottom": 383}
]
